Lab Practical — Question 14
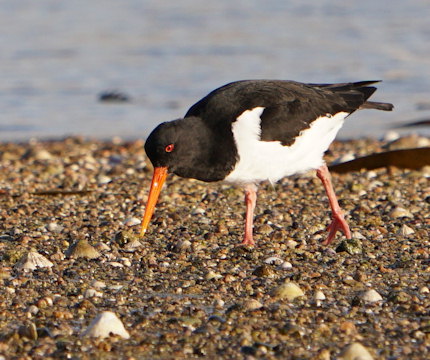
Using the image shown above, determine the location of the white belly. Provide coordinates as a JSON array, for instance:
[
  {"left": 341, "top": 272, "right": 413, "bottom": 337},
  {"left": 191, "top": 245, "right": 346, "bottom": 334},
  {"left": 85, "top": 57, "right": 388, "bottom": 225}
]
[{"left": 224, "top": 107, "right": 348, "bottom": 184}]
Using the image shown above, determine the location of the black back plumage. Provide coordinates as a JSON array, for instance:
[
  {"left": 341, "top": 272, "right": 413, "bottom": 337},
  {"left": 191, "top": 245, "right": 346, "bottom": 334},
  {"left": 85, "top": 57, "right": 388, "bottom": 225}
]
[{"left": 186, "top": 80, "right": 392, "bottom": 146}]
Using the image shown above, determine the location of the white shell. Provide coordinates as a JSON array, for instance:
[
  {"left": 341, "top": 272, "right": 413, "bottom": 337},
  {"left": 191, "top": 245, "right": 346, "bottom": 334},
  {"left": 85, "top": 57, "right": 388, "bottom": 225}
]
[
  {"left": 15, "top": 250, "right": 53, "bottom": 271},
  {"left": 361, "top": 289, "right": 383, "bottom": 303},
  {"left": 82, "top": 311, "right": 130, "bottom": 339},
  {"left": 340, "top": 342, "right": 374, "bottom": 360}
]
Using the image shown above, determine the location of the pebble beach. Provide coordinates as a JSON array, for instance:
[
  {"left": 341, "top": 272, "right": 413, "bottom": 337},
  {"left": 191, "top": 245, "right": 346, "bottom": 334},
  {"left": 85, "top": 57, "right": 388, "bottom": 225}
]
[{"left": 0, "top": 136, "right": 429, "bottom": 359}]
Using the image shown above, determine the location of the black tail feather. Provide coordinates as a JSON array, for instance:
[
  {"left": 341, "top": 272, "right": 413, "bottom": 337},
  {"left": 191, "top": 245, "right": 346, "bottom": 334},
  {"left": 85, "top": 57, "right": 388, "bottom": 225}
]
[{"left": 310, "top": 80, "right": 393, "bottom": 112}]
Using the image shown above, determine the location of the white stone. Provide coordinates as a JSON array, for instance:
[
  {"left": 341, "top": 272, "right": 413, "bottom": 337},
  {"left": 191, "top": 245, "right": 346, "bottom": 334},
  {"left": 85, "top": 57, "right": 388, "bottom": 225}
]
[
  {"left": 419, "top": 286, "right": 429, "bottom": 294},
  {"left": 84, "top": 288, "right": 103, "bottom": 298},
  {"left": 34, "top": 149, "right": 53, "bottom": 160},
  {"left": 382, "top": 131, "right": 400, "bottom": 142},
  {"left": 206, "top": 271, "right": 223, "bottom": 280},
  {"left": 91, "top": 280, "right": 107, "bottom": 289},
  {"left": 352, "top": 231, "right": 366, "bottom": 240},
  {"left": 107, "top": 261, "right": 124, "bottom": 268},
  {"left": 264, "top": 256, "right": 283, "bottom": 265},
  {"left": 123, "top": 217, "right": 141, "bottom": 226},
  {"left": 280, "top": 261, "right": 293, "bottom": 270},
  {"left": 243, "top": 299, "right": 263, "bottom": 311},
  {"left": 97, "top": 175, "right": 112, "bottom": 184},
  {"left": 272, "top": 282, "right": 304, "bottom": 301},
  {"left": 389, "top": 207, "right": 413, "bottom": 219},
  {"left": 82, "top": 311, "right": 130, "bottom": 339},
  {"left": 47, "top": 222, "right": 64, "bottom": 233},
  {"left": 191, "top": 207, "right": 205, "bottom": 215},
  {"left": 285, "top": 240, "right": 298, "bottom": 249},
  {"left": 399, "top": 224, "right": 414, "bottom": 236},
  {"left": 340, "top": 342, "right": 374, "bottom": 360},
  {"left": 336, "top": 153, "right": 355, "bottom": 163},
  {"left": 120, "top": 258, "right": 132, "bottom": 267},
  {"left": 361, "top": 289, "right": 383, "bottom": 303}
]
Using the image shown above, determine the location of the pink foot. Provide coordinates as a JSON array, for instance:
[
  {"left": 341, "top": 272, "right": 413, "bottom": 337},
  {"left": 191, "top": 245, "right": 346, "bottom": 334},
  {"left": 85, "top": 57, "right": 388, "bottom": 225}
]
[
  {"left": 317, "top": 164, "right": 352, "bottom": 246},
  {"left": 322, "top": 212, "right": 352, "bottom": 245},
  {"left": 240, "top": 237, "right": 255, "bottom": 247}
]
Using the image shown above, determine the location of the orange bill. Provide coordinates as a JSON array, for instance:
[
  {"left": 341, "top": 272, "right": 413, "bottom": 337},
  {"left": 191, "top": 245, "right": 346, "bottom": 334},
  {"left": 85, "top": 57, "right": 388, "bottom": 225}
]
[{"left": 140, "top": 166, "right": 168, "bottom": 236}]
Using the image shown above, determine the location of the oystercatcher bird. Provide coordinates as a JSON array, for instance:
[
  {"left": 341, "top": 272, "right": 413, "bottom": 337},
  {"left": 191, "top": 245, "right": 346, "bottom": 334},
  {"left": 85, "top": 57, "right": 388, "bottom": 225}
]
[{"left": 140, "top": 80, "right": 393, "bottom": 246}]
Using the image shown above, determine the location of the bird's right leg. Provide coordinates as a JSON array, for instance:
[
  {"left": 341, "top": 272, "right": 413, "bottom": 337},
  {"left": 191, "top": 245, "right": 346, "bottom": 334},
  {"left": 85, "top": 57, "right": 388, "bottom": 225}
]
[{"left": 242, "top": 183, "right": 257, "bottom": 246}]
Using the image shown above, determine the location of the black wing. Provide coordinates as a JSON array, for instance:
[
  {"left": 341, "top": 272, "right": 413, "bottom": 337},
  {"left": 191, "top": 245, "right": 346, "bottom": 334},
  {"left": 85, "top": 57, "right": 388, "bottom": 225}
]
[{"left": 185, "top": 80, "right": 391, "bottom": 146}]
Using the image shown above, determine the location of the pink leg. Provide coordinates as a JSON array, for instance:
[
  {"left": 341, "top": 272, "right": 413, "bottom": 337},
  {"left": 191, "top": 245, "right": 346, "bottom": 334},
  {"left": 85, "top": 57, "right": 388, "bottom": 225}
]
[
  {"left": 241, "top": 184, "right": 257, "bottom": 246},
  {"left": 316, "top": 164, "right": 351, "bottom": 245}
]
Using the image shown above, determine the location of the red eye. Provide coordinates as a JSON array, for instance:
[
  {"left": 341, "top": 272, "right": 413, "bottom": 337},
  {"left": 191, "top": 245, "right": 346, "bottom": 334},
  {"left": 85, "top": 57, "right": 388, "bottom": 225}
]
[{"left": 165, "top": 144, "right": 174, "bottom": 153}]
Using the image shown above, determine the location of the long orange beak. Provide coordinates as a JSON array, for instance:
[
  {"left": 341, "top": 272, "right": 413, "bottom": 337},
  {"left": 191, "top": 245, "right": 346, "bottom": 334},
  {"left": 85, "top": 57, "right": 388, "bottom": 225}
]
[{"left": 140, "top": 166, "right": 168, "bottom": 236}]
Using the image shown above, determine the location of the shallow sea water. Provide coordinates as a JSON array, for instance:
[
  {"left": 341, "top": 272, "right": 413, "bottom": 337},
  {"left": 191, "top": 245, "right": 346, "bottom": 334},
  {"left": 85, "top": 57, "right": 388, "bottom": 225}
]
[{"left": 1, "top": 0, "right": 430, "bottom": 141}]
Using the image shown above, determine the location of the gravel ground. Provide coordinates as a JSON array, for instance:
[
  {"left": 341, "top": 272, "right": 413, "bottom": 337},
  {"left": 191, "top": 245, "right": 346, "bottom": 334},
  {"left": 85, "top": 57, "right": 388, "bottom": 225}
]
[{"left": 0, "top": 136, "right": 429, "bottom": 359}]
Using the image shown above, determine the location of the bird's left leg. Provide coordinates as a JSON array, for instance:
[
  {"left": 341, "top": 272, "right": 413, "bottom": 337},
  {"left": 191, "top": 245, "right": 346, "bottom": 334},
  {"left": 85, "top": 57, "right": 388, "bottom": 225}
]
[
  {"left": 242, "top": 183, "right": 257, "bottom": 246},
  {"left": 316, "top": 164, "right": 351, "bottom": 245}
]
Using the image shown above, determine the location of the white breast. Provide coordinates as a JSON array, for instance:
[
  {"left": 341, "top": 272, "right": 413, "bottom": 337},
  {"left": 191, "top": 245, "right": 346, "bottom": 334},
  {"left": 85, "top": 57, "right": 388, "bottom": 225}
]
[{"left": 224, "top": 107, "right": 348, "bottom": 184}]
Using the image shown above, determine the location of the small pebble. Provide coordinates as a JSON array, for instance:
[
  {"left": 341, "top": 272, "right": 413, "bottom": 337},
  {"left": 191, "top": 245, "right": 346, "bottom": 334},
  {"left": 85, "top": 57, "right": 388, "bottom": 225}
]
[
  {"left": 94, "top": 242, "right": 111, "bottom": 252},
  {"left": 361, "top": 289, "right": 383, "bottom": 303},
  {"left": 91, "top": 280, "right": 107, "bottom": 289},
  {"left": 123, "top": 217, "right": 141, "bottom": 226},
  {"left": 37, "top": 296, "right": 53, "bottom": 308},
  {"left": 272, "top": 282, "right": 304, "bottom": 301},
  {"left": 398, "top": 224, "right": 414, "bottom": 236},
  {"left": 242, "top": 299, "right": 263, "bottom": 311},
  {"left": 47, "top": 222, "right": 64, "bottom": 233},
  {"left": 382, "top": 130, "right": 400, "bottom": 142},
  {"left": 32, "top": 149, "right": 53, "bottom": 160},
  {"left": 256, "top": 224, "right": 273, "bottom": 235},
  {"left": 82, "top": 311, "right": 130, "bottom": 339},
  {"left": 280, "top": 261, "right": 293, "bottom": 270},
  {"left": 120, "top": 258, "right": 132, "bottom": 267},
  {"left": 351, "top": 231, "right": 366, "bottom": 240},
  {"left": 18, "top": 321, "right": 38, "bottom": 340},
  {"left": 252, "top": 264, "right": 274, "bottom": 277},
  {"left": 66, "top": 239, "right": 101, "bottom": 259},
  {"left": 336, "top": 238, "right": 362, "bottom": 255},
  {"left": 333, "top": 152, "right": 354, "bottom": 164},
  {"left": 285, "top": 240, "right": 298, "bottom": 249},
  {"left": 27, "top": 305, "right": 39, "bottom": 315},
  {"left": 97, "top": 175, "right": 112, "bottom": 184},
  {"left": 339, "top": 342, "right": 374, "bottom": 360},
  {"left": 173, "top": 239, "right": 192, "bottom": 252},
  {"left": 191, "top": 207, "right": 205, "bottom": 215},
  {"left": 389, "top": 207, "right": 413, "bottom": 219},
  {"left": 264, "top": 256, "right": 283, "bottom": 265},
  {"left": 113, "top": 230, "right": 142, "bottom": 251},
  {"left": 84, "top": 288, "right": 103, "bottom": 298},
  {"left": 213, "top": 298, "right": 225, "bottom": 309},
  {"left": 108, "top": 261, "right": 124, "bottom": 268},
  {"left": 419, "top": 286, "right": 429, "bottom": 294},
  {"left": 206, "top": 271, "right": 222, "bottom": 280}
]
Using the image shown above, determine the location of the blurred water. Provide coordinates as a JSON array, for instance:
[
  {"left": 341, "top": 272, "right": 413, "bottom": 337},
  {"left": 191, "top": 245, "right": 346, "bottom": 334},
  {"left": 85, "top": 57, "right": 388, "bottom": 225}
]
[{"left": 1, "top": 0, "right": 430, "bottom": 142}]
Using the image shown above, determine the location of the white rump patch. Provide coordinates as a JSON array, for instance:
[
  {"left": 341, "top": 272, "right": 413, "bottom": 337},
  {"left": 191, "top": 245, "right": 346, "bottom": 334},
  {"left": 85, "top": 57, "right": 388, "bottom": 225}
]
[{"left": 225, "top": 107, "right": 348, "bottom": 184}]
